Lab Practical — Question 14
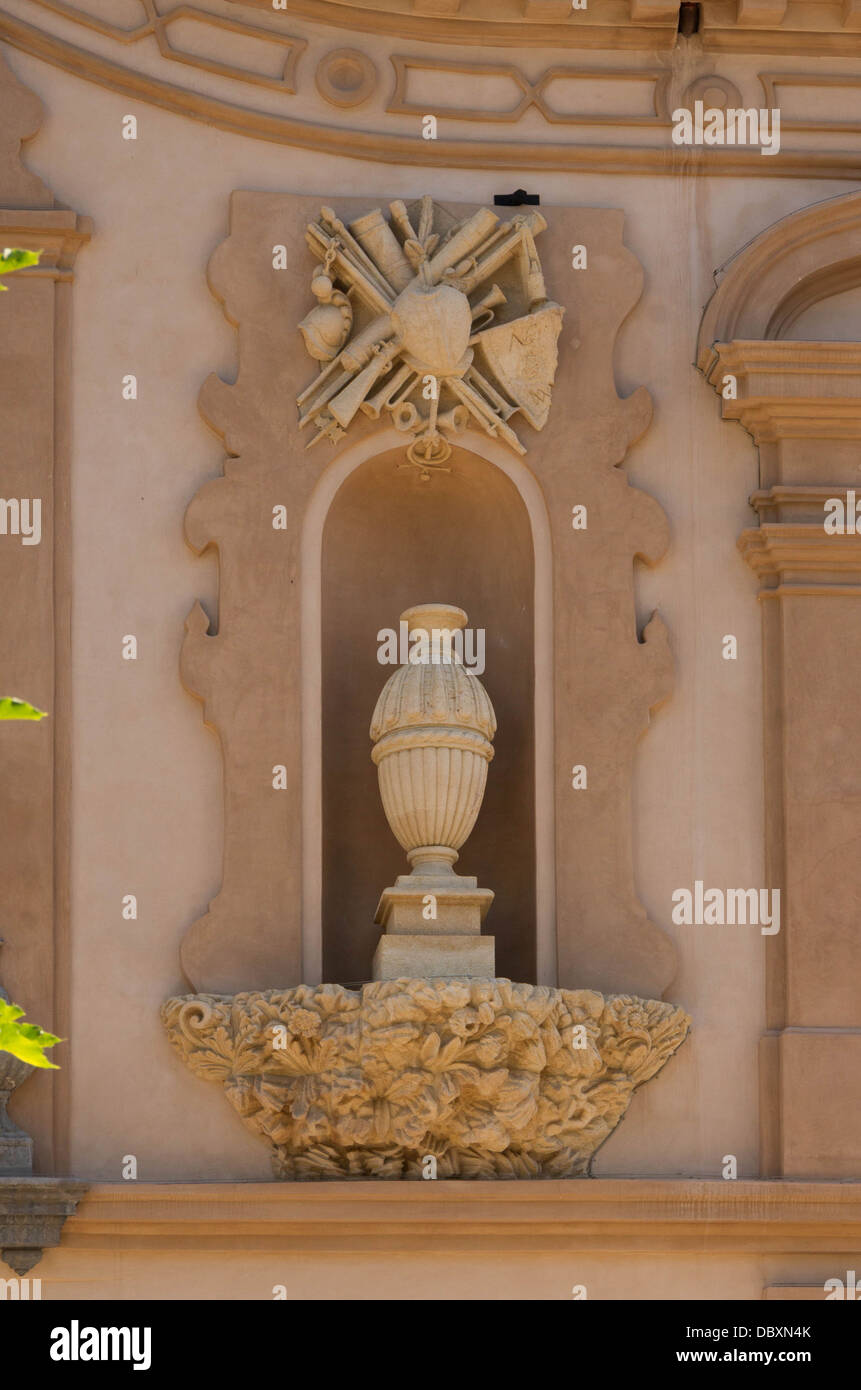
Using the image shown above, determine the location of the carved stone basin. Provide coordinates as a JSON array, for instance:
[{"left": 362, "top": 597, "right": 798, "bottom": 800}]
[{"left": 162, "top": 978, "right": 689, "bottom": 1180}]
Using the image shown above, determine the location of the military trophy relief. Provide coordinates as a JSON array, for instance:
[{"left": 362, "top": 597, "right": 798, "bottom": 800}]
[{"left": 296, "top": 195, "right": 564, "bottom": 478}]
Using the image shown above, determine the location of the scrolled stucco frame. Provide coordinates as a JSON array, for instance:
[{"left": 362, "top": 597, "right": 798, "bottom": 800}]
[{"left": 180, "top": 191, "right": 677, "bottom": 1002}]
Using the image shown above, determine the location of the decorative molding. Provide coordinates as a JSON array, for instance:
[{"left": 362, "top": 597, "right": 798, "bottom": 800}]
[
  {"left": 387, "top": 57, "right": 668, "bottom": 125},
  {"left": 23, "top": 0, "right": 306, "bottom": 92},
  {"left": 699, "top": 342, "right": 861, "bottom": 443},
  {"left": 698, "top": 191, "right": 861, "bottom": 355},
  {"left": 59, "top": 1178, "right": 861, "bottom": 1254},
  {"left": 228, "top": 0, "right": 683, "bottom": 48},
  {"left": 226, "top": 0, "right": 861, "bottom": 56},
  {"left": 3, "top": 10, "right": 861, "bottom": 176},
  {"left": 629, "top": 0, "right": 679, "bottom": 20},
  {"left": 678, "top": 72, "right": 744, "bottom": 115},
  {"left": 315, "top": 47, "right": 377, "bottom": 107},
  {"left": 749, "top": 484, "right": 861, "bottom": 521},
  {"left": 760, "top": 71, "right": 861, "bottom": 133},
  {"left": 739, "top": 526, "right": 861, "bottom": 588},
  {"left": 162, "top": 981, "right": 689, "bottom": 1179},
  {"left": 736, "top": 0, "right": 788, "bottom": 26}
]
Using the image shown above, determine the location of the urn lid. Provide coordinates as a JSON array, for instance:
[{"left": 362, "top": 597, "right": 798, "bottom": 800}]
[{"left": 400, "top": 602, "right": 467, "bottom": 635}]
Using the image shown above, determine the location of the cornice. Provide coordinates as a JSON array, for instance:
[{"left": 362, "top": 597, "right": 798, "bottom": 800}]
[
  {"left": 231, "top": 0, "right": 682, "bottom": 50},
  {"left": 7, "top": 4, "right": 861, "bottom": 174},
  {"left": 701, "top": 340, "right": 861, "bottom": 442},
  {"left": 739, "top": 524, "right": 861, "bottom": 589},
  {"left": 750, "top": 483, "right": 861, "bottom": 520},
  {"left": 224, "top": 0, "right": 861, "bottom": 56},
  {"left": 60, "top": 1179, "right": 861, "bottom": 1254},
  {"left": 0, "top": 208, "right": 92, "bottom": 273}
]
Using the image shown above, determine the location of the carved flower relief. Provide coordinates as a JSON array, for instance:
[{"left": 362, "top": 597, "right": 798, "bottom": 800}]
[{"left": 162, "top": 980, "right": 690, "bottom": 1180}]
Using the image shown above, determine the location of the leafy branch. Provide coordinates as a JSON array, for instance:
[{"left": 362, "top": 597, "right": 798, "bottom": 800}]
[
  {"left": 0, "top": 696, "right": 47, "bottom": 720},
  {"left": 0, "top": 999, "right": 61, "bottom": 1068},
  {"left": 0, "top": 246, "right": 41, "bottom": 289}
]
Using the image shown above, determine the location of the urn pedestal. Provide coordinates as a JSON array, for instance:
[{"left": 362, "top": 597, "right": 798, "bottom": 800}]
[{"left": 370, "top": 603, "right": 496, "bottom": 980}]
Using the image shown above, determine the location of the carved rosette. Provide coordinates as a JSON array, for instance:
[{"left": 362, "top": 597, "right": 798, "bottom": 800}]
[
  {"left": 370, "top": 603, "right": 496, "bottom": 870},
  {"left": 161, "top": 980, "right": 690, "bottom": 1179}
]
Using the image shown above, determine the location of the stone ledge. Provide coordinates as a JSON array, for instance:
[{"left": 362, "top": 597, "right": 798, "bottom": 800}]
[
  {"left": 60, "top": 1179, "right": 861, "bottom": 1255},
  {"left": 0, "top": 1178, "right": 90, "bottom": 1275}
]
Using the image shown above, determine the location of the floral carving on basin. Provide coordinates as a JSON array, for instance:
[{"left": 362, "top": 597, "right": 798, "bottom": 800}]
[{"left": 162, "top": 978, "right": 690, "bottom": 1179}]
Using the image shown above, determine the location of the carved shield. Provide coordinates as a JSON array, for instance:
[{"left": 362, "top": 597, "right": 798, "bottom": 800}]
[{"left": 478, "top": 303, "right": 564, "bottom": 431}]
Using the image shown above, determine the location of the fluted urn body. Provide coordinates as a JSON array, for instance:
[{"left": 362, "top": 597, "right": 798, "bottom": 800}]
[{"left": 370, "top": 603, "right": 496, "bottom": 875}]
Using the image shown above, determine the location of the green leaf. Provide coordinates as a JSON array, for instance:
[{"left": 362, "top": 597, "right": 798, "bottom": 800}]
[
  {"left": 0, "top": 247, "right": 42, "bottom": 275},
  {"left": 0, "top": 999, "right": 61, "bottom": 1068},
  {"left": 0, "top": 696, "right": 48, "bottom": 720}
]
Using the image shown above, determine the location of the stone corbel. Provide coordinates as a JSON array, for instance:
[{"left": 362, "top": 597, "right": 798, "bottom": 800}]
[{"left": 0, "top": 1178, "right": 88, "bottom": 1275}]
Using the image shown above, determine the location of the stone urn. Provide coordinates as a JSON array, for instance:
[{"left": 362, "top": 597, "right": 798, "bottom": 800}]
[
  {"left": 369, "top": 603, "right": 498, "bottom": 978},
  {"left": 370, "top": 602, "right": 495, "bottom": 876}
]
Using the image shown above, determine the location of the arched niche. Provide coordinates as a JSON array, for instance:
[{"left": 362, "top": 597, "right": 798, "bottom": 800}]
[{"left": 319, "top": 443, "right": 536, "bottom": 985}]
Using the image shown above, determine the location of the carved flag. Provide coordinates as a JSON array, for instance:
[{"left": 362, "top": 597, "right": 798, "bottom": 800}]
[{"left": 477, "top": 303, "right": 564, "bottom": 431}]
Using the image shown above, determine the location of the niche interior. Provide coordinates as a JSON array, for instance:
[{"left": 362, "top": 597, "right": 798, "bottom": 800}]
[{"left": 321, "top": 443, "right": 536, "bottom": 985}]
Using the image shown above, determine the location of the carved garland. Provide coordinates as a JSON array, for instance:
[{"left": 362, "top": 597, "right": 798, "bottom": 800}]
[{"left": 162, "top": 980, "right": 690, "bottom": 1179}]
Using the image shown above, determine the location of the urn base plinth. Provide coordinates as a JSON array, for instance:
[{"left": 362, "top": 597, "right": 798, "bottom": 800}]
[
  {"left": 375, "top": 871, "right": 493, "bottom": 933},
  {"left": 374, "top": 868, "right": 495, "bottom": 975},
  {"left": 372, "top": 933, "right": 496, "bottom": 980}
]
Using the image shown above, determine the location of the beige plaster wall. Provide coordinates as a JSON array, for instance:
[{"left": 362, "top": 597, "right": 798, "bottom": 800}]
[
  {"left": 30, "top": 1243, "right": 855, "bottom": 1301},
  {"left": 4, "top": 43, "right": 853, "bottom": 1184}
]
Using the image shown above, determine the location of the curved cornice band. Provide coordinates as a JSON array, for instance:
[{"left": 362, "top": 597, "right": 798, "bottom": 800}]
[{"left": 4, "top": 12, "right": 861, "bottom": 180}]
